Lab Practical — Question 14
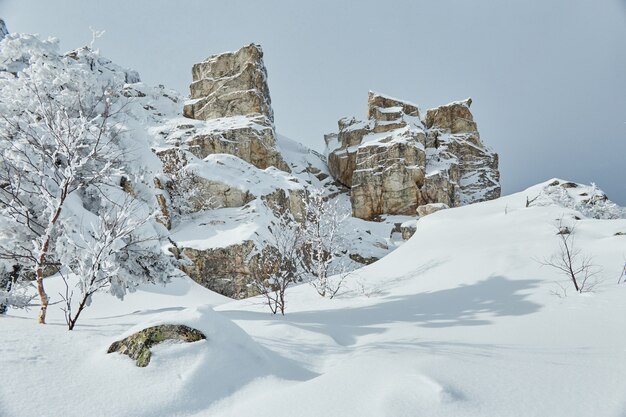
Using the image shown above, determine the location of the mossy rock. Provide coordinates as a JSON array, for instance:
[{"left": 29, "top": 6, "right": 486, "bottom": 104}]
[{"left": 107, "top": 324, "right": 206, "bottom": 367}]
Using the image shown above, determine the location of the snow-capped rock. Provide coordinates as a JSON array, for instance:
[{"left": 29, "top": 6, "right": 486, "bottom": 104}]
[
  {"left": 326, "top": 92, "right": 500, "bottom": 220},
  {"left": 181, "top": 44, "right": 289, "bottom": 172},
  {"left": 184, "top": 44, "right": 273, "bottom": 122}
]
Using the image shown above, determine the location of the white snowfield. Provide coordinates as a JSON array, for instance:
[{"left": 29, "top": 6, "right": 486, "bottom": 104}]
[{"left": 2, "top": 180, "right": 626, "bottom": 417}]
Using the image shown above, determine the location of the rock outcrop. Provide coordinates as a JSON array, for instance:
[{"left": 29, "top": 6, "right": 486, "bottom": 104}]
[
  {"left": 138, "top": 46, "right": 500, "bottom": 300},
  {"left": 182, "top": 44, "right": 288, "bottom": 172},
  {"left": 326, "top": 92, "right": 500, "bottom": 220},
  {"left": 107, "top": 325, "right": 206, "bottom": 367}
]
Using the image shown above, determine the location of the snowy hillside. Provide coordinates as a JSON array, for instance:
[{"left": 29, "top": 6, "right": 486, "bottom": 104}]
[
  {"left": 2, "top": 180, "right": 626, "bottom": 417},
  {"left": 0, "top": 29, "right": 411, "bottom": 317}
]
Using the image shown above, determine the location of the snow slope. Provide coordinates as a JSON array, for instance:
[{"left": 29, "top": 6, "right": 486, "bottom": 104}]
[{"left": 2, "top": 180, "right": 626, "bottom": 417}]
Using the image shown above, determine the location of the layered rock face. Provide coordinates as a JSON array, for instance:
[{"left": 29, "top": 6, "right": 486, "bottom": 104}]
[
  {"left": 184, "top": 44, "right": 273, "bottom": 121},
  {"left": 182, "top": 44, "right": 288, "bottom": 172},
  {"left": 326, "top": 92, "right": 500, "bottom": 220}
]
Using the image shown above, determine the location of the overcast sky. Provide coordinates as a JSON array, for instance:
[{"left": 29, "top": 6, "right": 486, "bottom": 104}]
[{"left": 2, "top": 0, "right": 625, "bottom": 204}]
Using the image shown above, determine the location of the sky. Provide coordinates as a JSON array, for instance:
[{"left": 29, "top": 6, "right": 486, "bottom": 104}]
[{"left": 2, "top": 0, "right": 625, "bottom": 204}]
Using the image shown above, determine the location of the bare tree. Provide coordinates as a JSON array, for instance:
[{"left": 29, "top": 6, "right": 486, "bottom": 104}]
[
  {"left": 541, "top": 220, "right": 601, "bottom": 293},
  {"left": 526, "top": 195, "right": 539, "bottom": 208},
  {"left": 250, "top": 213, "right": 304, "bottom": 315}
]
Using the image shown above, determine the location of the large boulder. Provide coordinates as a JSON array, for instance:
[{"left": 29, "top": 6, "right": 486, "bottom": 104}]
[{"left": 326, "top": 92, "right": 500, "bottom": 220}]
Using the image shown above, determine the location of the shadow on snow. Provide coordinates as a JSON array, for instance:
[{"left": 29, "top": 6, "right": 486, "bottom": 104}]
[{"left": 223, "top": 275, "right": 542, "bottom": 346}]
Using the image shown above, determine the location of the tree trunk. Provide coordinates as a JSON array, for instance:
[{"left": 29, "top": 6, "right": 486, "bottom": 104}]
[
  {"left": 67, "top": 295, "right": 89, "bottom": 330},
  {"left": 36, "top": 245, "right": 50, "bottom": 324},
  {"left": 36, "top": 268, "right": 49, "bottom": 324},
  {"left": 36, "top": 188, "right": 67, "bottom": 324}
]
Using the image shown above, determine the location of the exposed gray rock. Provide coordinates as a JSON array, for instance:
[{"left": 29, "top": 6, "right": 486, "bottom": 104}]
[
  {"left": 425, "top": 99, "right": 477, "bottom": 134},
  {"left": 351, "top": 139, "right": 426, "bottom": 219},
  {"left": 107, "top": 325, "right": 206, "bottom": 367},
  {"left": 349, "top": 253, "right": 379, "bottom": 265}
]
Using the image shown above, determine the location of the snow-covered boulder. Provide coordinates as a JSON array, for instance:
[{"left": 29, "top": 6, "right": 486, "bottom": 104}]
[
  {"left": 107, "top": 324, "right": 206, "bottom": 367},
  {"left": 417, "top": 202, "right": 450, "bottom": 217},
  {"left": 326, "top": 92, "right": 500, "bottom": 220},
  {"left": 526, "top": 179, "right": 626, "bottom": 219}
]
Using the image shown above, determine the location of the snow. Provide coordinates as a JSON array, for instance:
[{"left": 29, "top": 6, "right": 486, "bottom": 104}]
[
  {"left": 169, "top": 201, "right": 268, "bottom": 251},
  {"left": 3, "top": 180, "right": 626, "bottom": 417},
  {"left": 188, "top": 154, "right": 303, "bottom": 195}
]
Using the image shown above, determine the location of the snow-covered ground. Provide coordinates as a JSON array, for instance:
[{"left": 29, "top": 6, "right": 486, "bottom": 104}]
[{"left": 2, "top": 180, "right": 626, "bottom": 417}]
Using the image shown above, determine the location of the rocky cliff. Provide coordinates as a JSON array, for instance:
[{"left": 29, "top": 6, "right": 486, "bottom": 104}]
[{"left": 326, "top": 92, "right": 500, "bottom": 220}]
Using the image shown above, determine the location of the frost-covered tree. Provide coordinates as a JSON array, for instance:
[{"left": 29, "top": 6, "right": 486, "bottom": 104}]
[
  {"left": 302, "top": 189, "right": 349, "bottom": 298},
  {"left": 0, "top": 33, "right": 174, "bottom": 324},
  {"left": 57, "top": 196, "right": 176, "bottom": 330}
]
